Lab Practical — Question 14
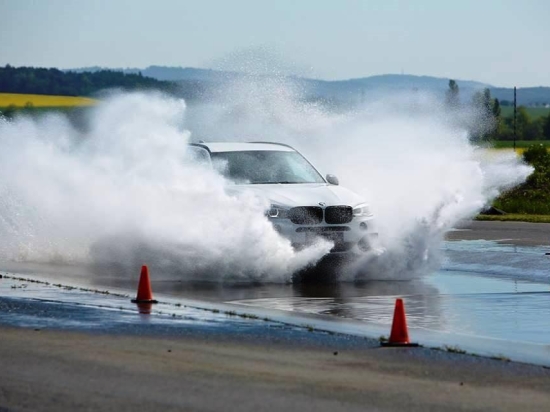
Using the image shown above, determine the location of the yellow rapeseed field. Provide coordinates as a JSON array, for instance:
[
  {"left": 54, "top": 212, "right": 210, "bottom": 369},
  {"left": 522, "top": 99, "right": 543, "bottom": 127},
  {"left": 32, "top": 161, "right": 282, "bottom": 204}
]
[
  {"left": 484, "top": 147, "right": 550, "bottom": 156},
  {"left": 489, "top": 147, "right": 525, "bottom": 155},
  {"left": 0, "top": 93, "right": 97, "bottom": 108}
]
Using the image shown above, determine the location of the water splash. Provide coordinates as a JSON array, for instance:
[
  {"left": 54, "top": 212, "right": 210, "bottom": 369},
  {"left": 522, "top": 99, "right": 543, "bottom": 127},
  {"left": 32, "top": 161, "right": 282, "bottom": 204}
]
[
  {"left": 0, "top": 93, "right": 331, "bottom": 282},
  {"left": 186, "top": 77, "right": 533, "bottom": 279},
  {"left": 0, "top": 81, "right": 532, "bottom": 281}
]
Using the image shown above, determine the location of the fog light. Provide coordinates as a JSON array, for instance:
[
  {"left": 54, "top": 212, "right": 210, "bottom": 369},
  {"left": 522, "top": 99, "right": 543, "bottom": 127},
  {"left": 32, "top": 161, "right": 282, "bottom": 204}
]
[
  {"left": 358, "top": 236, "right": 370, "bottom": 252},
  {"left": 360, "top": 222, "right": 368, "bottom": 231}
]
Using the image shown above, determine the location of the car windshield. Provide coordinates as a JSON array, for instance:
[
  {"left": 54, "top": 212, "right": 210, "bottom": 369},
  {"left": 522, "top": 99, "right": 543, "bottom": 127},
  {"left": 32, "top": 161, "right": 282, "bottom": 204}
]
[{"left": 211, "top": 150, "right": 325, "bottom": 184}]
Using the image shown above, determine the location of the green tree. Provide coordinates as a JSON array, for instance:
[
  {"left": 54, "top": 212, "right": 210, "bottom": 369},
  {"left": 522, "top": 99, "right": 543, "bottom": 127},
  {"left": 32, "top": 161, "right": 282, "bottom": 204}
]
[
  {"left": 0, "top": 104, "right": 17, "bottom": 119},
  {"left": 491, "top": 98, "right": 502, "bottom": 138},
  {"left": 472, "top": 90, "right": 484, "bottom": 109},
  {"left": 446, "top": 79, "right": 459, "bottom": 108},
  {"left": 472, "top": 88, "right": 493, "bottom": 117},
  {"left": 523, "top": 143, "right": 550, "bottom": 165},
  {"left": 543, "top": 112, "right": 550, "bottom": 139},
  {"left": 21, "top": 101, "right": 35, "bottom": 116},
  {"left": 516, "top": 106, "right": 531, "bottom": 140},
  {"left": 494, "top": 144, "right": 550, "bottom": 214},
  {"left": 471, "top": 88, "right": 497, "bottom": 141},
  {"left": 492, "top": 98, "right": 501, "bottom": 118},
  {"left": 525, "top": 118, "right": 544, "bottom": 140},
  {"left": 483, "top": 89, "right": 492, "bottom": 115},
  {"left": 522, "top": 144, "right": 550, "bottom": 190},
  {"left": 0, "top": 65, "right": 179, "bottom": 97}
]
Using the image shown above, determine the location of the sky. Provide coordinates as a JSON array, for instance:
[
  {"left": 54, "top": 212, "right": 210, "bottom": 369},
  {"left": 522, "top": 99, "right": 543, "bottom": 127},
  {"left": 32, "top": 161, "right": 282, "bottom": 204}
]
[{"left": 1, "top": 0, "right": 549, "bottom": 87}]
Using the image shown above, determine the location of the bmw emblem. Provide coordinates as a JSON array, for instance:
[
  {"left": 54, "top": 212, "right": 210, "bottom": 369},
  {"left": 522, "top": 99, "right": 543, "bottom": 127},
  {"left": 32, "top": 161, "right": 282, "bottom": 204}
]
[{"left": 318, "top": 202, "right": 326, "bottom": 207}]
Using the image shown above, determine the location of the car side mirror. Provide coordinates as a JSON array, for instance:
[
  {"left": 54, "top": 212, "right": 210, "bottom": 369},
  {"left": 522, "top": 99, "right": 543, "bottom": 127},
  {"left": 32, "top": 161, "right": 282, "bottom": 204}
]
[{"left": 326, "top": 174, "right": 339, "bottom": 185}]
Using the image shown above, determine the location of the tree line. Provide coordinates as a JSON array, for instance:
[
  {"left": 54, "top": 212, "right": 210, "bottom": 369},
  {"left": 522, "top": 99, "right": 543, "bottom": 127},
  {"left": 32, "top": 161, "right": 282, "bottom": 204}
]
[
  {"left": 0, "top": 65, "right": 180, "bottom": 97},
  {"left": 447, "top": 80, "right": 550, "bottom": 142}
]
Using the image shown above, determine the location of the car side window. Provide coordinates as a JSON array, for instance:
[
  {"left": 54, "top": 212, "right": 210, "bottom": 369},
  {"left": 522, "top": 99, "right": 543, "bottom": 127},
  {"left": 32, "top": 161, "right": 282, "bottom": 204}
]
[{"left": 187, "top": 146, "right": 212, "bottom": 166}]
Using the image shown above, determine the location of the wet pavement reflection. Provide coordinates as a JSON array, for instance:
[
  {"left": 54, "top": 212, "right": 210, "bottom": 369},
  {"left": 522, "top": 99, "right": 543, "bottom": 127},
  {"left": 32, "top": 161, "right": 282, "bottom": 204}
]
[{"left": 1, "top": 240, "right": 550, "bottom": 347}]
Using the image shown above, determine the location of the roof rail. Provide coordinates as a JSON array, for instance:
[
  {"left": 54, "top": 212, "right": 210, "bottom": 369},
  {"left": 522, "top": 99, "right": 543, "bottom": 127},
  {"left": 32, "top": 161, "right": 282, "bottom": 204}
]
[
  {"left": 248, "top": 141, "right": 296, "bottom": 150},
  {"left": 188, "top": 142, "right": 211, "bottom": 153},
  {"left": 188, "top": 141, "right": 296, "bottom": 153}
]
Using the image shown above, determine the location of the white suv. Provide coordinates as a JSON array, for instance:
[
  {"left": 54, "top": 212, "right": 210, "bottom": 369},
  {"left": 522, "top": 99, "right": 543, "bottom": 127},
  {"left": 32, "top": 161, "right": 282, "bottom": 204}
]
[{"left": 189, "top": 142, "right": 378, "bottom": 255}]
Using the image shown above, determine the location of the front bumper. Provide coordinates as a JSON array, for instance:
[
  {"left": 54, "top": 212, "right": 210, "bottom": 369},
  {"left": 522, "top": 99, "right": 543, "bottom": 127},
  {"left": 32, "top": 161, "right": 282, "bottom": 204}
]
[{"left": 269, "top": 214, "right": 379, "bottom": 255}]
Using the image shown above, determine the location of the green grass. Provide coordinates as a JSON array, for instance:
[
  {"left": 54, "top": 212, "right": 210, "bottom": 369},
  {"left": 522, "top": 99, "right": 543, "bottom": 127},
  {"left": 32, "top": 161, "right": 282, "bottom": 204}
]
[
  {"left": 476, "top": 214, "right": 550, "bottom": 223},
  {"left": 493, "top": 196, "right": 550, "bottom": 215},
  {"left": 490, "top": 354, "right": 511, "bottom": 362},
  {"left": 500, "top": 106, "right": 550, "bottom": 119},
  {"left": 444, "top": 345, "right": 467, "bottom": 354},
  {"left": 492, "top": 140, "right": 550, "bottom": 149}
]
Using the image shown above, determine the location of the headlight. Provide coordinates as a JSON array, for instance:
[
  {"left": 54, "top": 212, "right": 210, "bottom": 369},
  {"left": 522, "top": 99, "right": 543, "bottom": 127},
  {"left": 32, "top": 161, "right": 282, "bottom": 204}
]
[
  {"left": 353, "top": 203, "right": 372, "bottom": 217},
  {"left": 267, "top": 205, "right": 289, "bottom": 219}
]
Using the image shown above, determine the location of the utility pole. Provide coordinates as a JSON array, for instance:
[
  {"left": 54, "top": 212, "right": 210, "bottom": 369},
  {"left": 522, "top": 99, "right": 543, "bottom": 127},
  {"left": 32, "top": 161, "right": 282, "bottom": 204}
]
[{"left": 513, "top": 86, "right": 517, "bottom": 151}]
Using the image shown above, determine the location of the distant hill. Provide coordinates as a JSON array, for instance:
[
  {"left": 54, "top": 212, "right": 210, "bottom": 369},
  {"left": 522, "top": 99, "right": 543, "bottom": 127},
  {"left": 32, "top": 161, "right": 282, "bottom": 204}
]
[
  {"left": 330, "top": 73, "right": 490, "bottom": 90},
  {"left": 301, "top": 75, "right": 549, "bottom": 106},
  {"left": 490, "top": 87, "right": 550, "bottom": 107},
  {"left": 72, "top": 66, "right": 550, "bottom": 106},
  {"left": 296, "top": 74, "right": 493, "bottom": 105}
]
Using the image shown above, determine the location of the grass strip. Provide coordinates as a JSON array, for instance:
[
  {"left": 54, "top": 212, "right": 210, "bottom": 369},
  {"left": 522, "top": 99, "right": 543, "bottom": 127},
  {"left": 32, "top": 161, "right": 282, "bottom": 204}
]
[{"left": 476, "top": 214, "right": 550, "bottom": 223}]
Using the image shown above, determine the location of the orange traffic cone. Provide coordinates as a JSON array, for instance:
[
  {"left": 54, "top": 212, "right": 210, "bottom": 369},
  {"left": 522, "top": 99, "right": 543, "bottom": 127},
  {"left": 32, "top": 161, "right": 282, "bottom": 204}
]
[
  {"left": 131, "top": 265, "right": 158, "bottom": 304},
  {"left": 381, "top": 298, "right": 418, "bottom": 347}
]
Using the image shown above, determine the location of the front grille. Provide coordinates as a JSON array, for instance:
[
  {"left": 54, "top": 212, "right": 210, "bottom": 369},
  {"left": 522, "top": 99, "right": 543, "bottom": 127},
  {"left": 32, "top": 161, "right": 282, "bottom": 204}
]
[
  {"left": 331, "top": 242, "right": 354, "bottom": 252},
  {"left": 289, "top": 207, "right": 323, "bottom": 225},
  {"left": 296, "top": 226, "right": 350, "bottom": 233},
  {"left": 325, "top": 206, "right": 353, "bottom": 224}
]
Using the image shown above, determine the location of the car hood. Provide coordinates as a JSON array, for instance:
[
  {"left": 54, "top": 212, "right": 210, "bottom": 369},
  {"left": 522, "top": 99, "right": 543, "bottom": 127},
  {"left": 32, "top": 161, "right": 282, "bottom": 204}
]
[{"left": 227, "top": 183, "right": 366, "bottom": 208}]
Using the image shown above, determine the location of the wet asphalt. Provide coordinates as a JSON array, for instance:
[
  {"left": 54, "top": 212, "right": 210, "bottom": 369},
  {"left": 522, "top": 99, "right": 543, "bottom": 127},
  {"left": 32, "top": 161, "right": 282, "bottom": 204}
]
[
  {"left": 2, "top": 274, "right": 549, "bottom": 373},
  {"left": 447, "top": 220, "right": 550, "bottom": 247},
  {"left": 1, "top": 221, "right": 550, "bottom": 365}
]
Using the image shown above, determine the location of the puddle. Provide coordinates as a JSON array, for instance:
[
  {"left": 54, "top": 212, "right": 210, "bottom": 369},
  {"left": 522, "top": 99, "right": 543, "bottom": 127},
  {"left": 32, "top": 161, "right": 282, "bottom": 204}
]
[
  {"left": 0, "top": 276, "right": 266, "bottom": 332},
  {"left": 442, "top": 240, "right": 550, "bottom": 283},
  {"left": 1, "top": 239, "right": 550, "bottom": 364}
]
